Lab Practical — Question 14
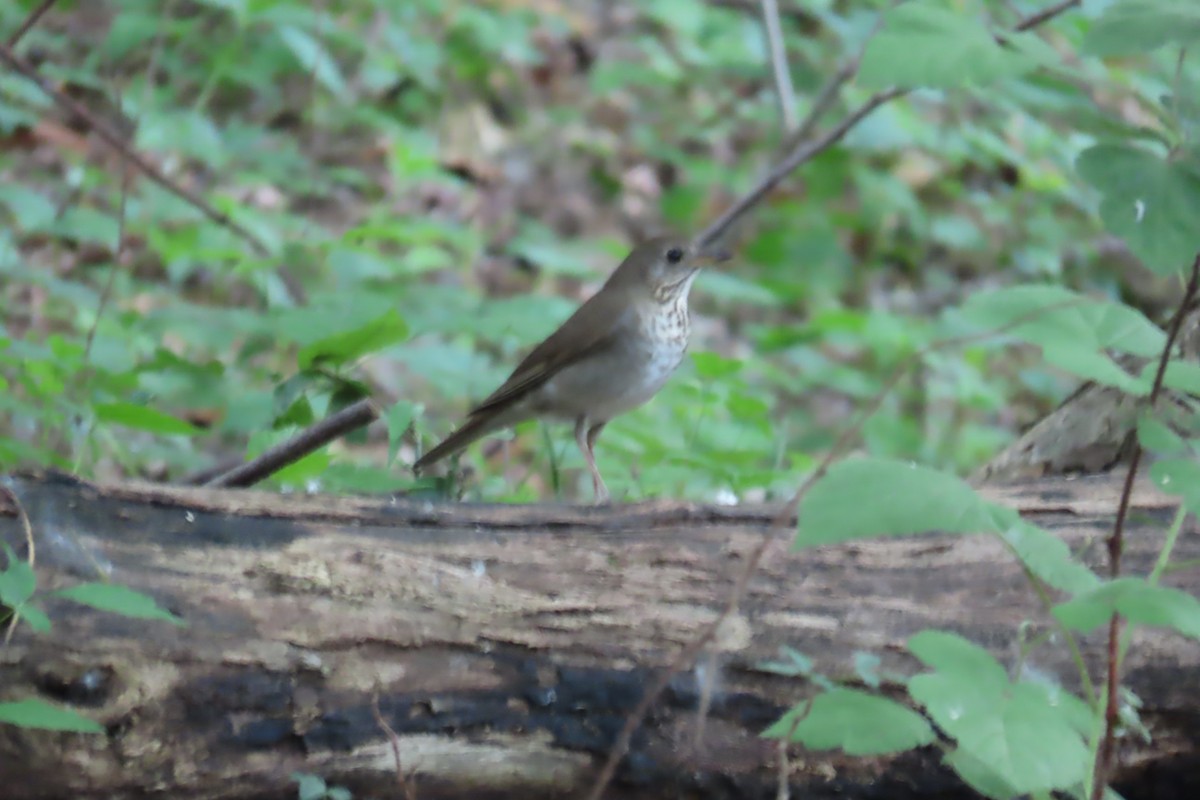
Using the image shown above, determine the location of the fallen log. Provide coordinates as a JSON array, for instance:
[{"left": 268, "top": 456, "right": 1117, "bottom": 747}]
[{"left": 0, "top": 470, "right": 1197, "bottom": 799}]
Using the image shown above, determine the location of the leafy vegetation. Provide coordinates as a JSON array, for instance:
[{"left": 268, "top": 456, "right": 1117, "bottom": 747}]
[{"left": 2, "top": 1, "right": 1200, "bottom": 799}]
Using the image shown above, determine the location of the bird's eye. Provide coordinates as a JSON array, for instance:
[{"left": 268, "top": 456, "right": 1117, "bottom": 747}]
[{"left": 665, "top": 247, "right": 684, "bottom": 264}]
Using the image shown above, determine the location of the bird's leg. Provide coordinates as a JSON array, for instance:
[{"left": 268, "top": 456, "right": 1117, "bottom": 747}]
[{"left": 574, "top": 417, "right": 609, "bottom": 504}]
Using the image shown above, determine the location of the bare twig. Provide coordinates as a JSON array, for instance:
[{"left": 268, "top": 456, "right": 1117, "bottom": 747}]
[
  {"left": 85, "top": 87, "right": 133, "bottom": 362},
  {"left": 784, "top": 0, "right": 896, "bottom": 150},
  {"left": 5, "top": 0, "right": 57, "bottom": 47},
  {"left": 760, "top": 0, "right": 798, "bottom": 131},
  {"left": 181, "top": 455, "right": 248, "bottom": 486},
  {"left": 695, "top": 87, "right": 905, "bottom": 249},
  {"left": 205, "top": 398, "right": 381, "bottom": 488},
  {"left": 371, "top": 693, "right": 417, "bottom": 800},
  {"left": 1014, "top": 0, "right": 1081, "bottom": 32},
  {"left": 1092, "top": 253, "right": 1200, "bottom": 799},
  {"left": 695, "top": 0, "right": 1082, "bottom": 251}
]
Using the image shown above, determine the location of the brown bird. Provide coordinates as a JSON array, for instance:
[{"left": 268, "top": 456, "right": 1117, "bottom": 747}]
[{"left": 414, "top": 236, "right": 731, "bottom": 502}]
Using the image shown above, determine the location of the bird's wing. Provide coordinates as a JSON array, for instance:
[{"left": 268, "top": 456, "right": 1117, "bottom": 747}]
[{"left": 468, "top": 290, "right": 635, "bottom": 416}]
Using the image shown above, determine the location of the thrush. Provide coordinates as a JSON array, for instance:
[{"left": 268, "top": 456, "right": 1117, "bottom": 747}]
[{"left": 413, "top": 236, "right": 731, "bottom": 502}]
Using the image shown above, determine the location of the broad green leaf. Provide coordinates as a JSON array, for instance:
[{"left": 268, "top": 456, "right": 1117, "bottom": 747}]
[
  {"left": 1076, "top": 145, "right": 1200, "bottom": 275},
  {"left": 944, "top": 747, "right": 1022, "bottom": 800},
  {"left": 909, "top": 631, "right": 1009, "bottom": 691},
  {"left": 959, "top": 286, "right": 1164, "bottom": 357},
  {"left": 908, "top": 631, "right": 1090, "bottom": 794},
  {"left": 1042, "top": 344, "right": 1148, "bottom": 394},
  {"left": 297, "top": 310, "right": 409, "bottom": 369},
  {"left": 55, "top": 583, "right": 185, "bottom": 626},
  {"left": 94, "top": 402, "right": 202, "bottom": 436},
  {"left": 1054, "top": 577, "right": 1200, "bottom": 638},
  {"left": 795, "top": 458, "right": 1014, "bottom": 548},
  {"left": 1138, "top": 416, "right": 1187, "bottom": 456},
  {"left": 1000, "top": 521, "right": 1100, "bottom": 594},
  {"left": 1159, "top": 360, "right": 1200, "bottom": 394},
  {"left": 762, "top": 688, "right": 935, "bottom": 755},
  {"left": 1083, "top": 0, "right": 1200, "bottom": 56},
  {"left": 858, "top": 4, "right": 1037, "bottom": 89},
  {"left": 1149, "top": 458, "right": 1200, "bottom": 513},
  {"left": 0, "top": 699, "right": 104, "bottom": 733}
]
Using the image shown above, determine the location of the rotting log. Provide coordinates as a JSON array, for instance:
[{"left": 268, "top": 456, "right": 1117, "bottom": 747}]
[{"left": 0, "top": 470, "right": 1198, "bottom": 800}]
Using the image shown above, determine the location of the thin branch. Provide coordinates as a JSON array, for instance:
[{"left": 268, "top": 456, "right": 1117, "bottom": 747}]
[
  {"left": 783, "top": 0, "right": 896, "bottom": 151},
  {"left": 695, "top": 0, "right": 1083, "bottom": 250},
  {"left": 85, "top": 88, "right": 133, "bottom": 362},
  {"left": 205, "top": 398, "right": 380, "bottom": 488},
  {"left": 371, "top": 693, "right": 417, "bottom": 800},
  {"left": 760, "top": 0, "right": 798, "bottom": 131},
  {"left": 1014, "top": 0, "right": 1081, "bottom": 32},
  {"left": 181, "top": 455, "right": 247, "bottom": 486},
  {"left": 695, "top": 87, "right": 905, "bottom": 249},
  {"left": 5, "top": 0, "right": 57, "bottom": 47},
  {"left": 1092, "top": 253, "right": 1200, "bottom": 799}
]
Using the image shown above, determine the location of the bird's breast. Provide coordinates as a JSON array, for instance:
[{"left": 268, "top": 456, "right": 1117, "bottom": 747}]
[{"left": 533, "top": 298, "right": 691, "bottom": 423}]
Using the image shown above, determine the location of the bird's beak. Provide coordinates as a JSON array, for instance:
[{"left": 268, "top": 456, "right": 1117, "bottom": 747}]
[{"left": 692, "top": 245, "right": 733, "bottom": 267}]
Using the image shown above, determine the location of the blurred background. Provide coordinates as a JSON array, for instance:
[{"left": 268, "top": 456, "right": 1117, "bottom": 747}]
[{"left": 0, "top": 0, "right": 1184, "bottom": 502}]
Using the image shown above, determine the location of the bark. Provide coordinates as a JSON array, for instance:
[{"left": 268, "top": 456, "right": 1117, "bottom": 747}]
[{"left": 0, "top": 470, "right": 1197, "bottom": 800}]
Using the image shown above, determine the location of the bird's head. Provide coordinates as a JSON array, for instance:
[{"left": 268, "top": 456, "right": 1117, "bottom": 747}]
[{"left": 607, "top": 236, "right": 733, "bottom": 302}]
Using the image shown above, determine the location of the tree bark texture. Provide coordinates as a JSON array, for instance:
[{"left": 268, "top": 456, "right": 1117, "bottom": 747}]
[{"left": 0, "top": 470, "right": 1197, "bottom": 799}]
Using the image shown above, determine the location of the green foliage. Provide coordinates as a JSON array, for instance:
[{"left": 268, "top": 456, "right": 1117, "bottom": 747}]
[
  {"left": 908, "top": 631, "right": 1092, "bottom": 797},
  {"left": 2, "top": 1, "right": 1200, "bottom": 795},
  {"left": 0, "top": 542, "right": 183, "bottom": 733},
  {"left": 859, "top": 4, "right": 1039, "bottom": 89},
  {"left": 53, "top": 583, "right": 185, "bottom": 625},
  {"left": 763, "top": 688, "right": 935, "bottom": 755},
  {"left": 0, "top": 699, "right": 104, "bottom": 734}
]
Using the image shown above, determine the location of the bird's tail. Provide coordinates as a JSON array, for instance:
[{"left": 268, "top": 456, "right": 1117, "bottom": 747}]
[{"left": 413, "top": 412, "right": 505, "bottom": 473}]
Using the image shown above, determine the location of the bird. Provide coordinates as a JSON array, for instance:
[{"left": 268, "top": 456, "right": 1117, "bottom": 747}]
[{"left": 413, "top": 235, "right": 731, "bottom": 503}]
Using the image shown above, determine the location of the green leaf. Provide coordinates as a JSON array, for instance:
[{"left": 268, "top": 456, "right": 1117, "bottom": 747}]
[
  {"left": 907, "top": 631, "right": 1090, "bottom": 795},
  {"left": 795, "top": 458, "right": 1014, "bottom": 548},
  {"left": 1138, "top": 416, "right": 1187, "bottom": 456},
  {"left": 999, "top": 521, "right": 1100, "bottom": 595},
  {"left": 1149, "top": 458, "right": 1200, "bottom": 513},
  {"left": 385, "top": 400, "right": 418, "bottom": 467},
  {"left": 0, "top": 699, "right": 104, "bottom": 733},
  {"left": 94, "top": 402, "right": 202, "bottom": 436},
  {"left": 959, "top": 286, "right": 1165, "bottom": 358},
  {"left": 1083, "top": 0, "right": 1200, "bottom": 56},
  {"left": 1054, "top": 577, "right": 1200, "bottom": 639},
  {"left": 16, "top": 603, "right": 52, "bottom": 633},
  {"left": 1042, "top": 343, "right": 1148, "bottom": 394},
  {"left": 0, "top": 545, "right": 36, "bottom": 607},
  {"left": 55, "top": 583, "right": 185, "bottom": 626},
  {"left": 858, "top": 4, "right": 1037, "bottom": 89},
  {"left": 1160, "top": 360, "right": 1200, "bottom": 394},
  {"left": 763, "top": 688, "right": 935, "bottom": 755},
  {"left": 297, "top": 310, "right": 409, "bottom": 369},
  {"left": 1076, "top": 144, "right": 1200, "bottom": 275}
]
